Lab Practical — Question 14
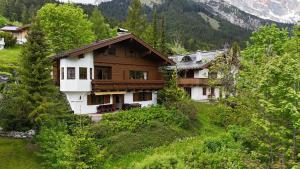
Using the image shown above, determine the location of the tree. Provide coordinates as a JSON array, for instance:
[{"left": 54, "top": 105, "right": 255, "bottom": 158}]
[
  {"left": 0, "top": 32, "right": 17, "bottom": 48},
  {"left": 37, "top": 3, "right": 95, "bottom": 53},
  {"left": 0, "top": 15, "right": 8, "bottom": 27},
  {"left": 125, "top": 0, "right": 147, "bottom": 38},
  {"left": 90, "top": 7, "right": 116, "bottom": 40},
  {"left": 210, "top": 42, "right": 241, "bottom": 98},
  {"left": 151, "top": 7, "right": 159, "bottom": 48},
  {"left": 159, "top": 15, "right": 167, "bottom": 54}
]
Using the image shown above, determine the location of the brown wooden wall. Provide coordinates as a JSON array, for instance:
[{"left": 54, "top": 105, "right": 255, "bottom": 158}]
[{"left": 93, "top": 43, "right": 164, "bottom": 81}]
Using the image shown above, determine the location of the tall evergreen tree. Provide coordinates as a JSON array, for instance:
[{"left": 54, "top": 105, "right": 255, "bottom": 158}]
[
  {"left": 90, "top": 7, "right": 116, "bottom": 40},
  {"left": 159, "top": 15, "right": 167, "bottom": 54},
  {"left": 151, "top": 7, "right": 158, "bottom": 48},
  {"left": 125, "top": 0, "right": 147, "bottom": 37}
]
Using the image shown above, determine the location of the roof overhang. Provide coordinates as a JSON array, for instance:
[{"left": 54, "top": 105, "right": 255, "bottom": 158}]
[{"left": 52, "top": 33, "right": 175, "bottom": 65}]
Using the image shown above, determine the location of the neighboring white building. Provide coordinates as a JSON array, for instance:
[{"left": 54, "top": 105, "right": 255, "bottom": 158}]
[
  {"left": 0, "top": 38, "right": 4, "bottom": 50},
  {"left": 52, "top": 33, "right": 172, "bottom": 114},
  {"left": 169, "top": 50, "right": 225, "bottom": 101},
  {"left": 0, "top": 25, "right": 29, "bottom": 45}
]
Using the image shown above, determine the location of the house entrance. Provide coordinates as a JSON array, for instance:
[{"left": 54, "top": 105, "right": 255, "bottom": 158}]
[{"left": 113, "top": 94, "right": 124, "bottom": 110}]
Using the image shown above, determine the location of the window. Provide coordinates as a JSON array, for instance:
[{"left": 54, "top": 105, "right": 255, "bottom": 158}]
[
  {"left": 95, "top": 66, "right": 112, "bottom": 80},
  {"left": 67, "top": 67, "right": 75, "bottom": 79},
  {"left": 79, "top": 67, "right": 87, "bottom": 80},
  {"left": 90, "top": 68, "right": 93, "bottom": 80},
  {"left": 133, "top": 92, "right": 152, "bottom": 102},
  {"left": 87, "top": 94, "right": 110, "bottom": 105},
  {"left": 203, "top": 87, "right": 207, "bottom": 95},
  {"left": 61, "top": 67, "right": 64, "bottom": 80},
  {"left": 129, "top": 71, "right": 148, "bottom": 80}
]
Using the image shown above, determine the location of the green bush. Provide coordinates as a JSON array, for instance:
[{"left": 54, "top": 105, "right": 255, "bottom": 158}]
[
  {"left": 94, "top": 106, "right": 189, "bottom": 137},
  {"left": 0, "top": 32, "right": 17, "bottom": 48},
  {"left": 133, "top": 154, "right": 185, "bottom": 169},
  {"left": 165, "top": 101, "right": 198, "bottom": 121},
  {"left": 36, "top": 123, "right": 104, "bottom": 169}
]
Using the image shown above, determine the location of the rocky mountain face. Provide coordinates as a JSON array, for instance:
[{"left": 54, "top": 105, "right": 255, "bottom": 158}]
[{"left": 223, "top": 0, "right": 300, "bottom": 23}]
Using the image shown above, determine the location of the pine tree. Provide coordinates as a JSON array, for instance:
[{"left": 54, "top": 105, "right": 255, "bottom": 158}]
[
  {"left": 19, "top": 19, "right": 69, "bottom": 125},
  {"left": 125, "top": 0, "right": 147, "bottom": 37},
  {"left": 90, "top": 7, "right": 116, "bottom": 40},
  {"left": 159, "top": 15, "right": 167, "bottom": 54},
  {"left": 151, "top": 7, "right": 158, "bottom": 48}
]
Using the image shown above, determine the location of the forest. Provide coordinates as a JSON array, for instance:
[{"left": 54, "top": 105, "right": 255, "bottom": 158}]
[{"left": 0, "top": 0, "right": 299, "bottom": 169}]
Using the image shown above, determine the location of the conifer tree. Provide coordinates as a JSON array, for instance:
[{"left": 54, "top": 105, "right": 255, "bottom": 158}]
[
  {"left": 159, "top": 15, "right": 167, "bottom": 54},
  {"left": 125, "top": 0, "right": 147, "bottom": 37},
  {"left": 90, "top": 7, "right": 116, "bottom": 40},
  {"left": 151, "top": 7, "right": 158, "bottom": 48}
]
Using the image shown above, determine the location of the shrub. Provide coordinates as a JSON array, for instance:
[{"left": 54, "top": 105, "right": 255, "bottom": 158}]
[
  {"left": 98, "top": 121, "right": 191, "bottom": 157},
  {"left": 36, "top": 123, "right": 104, "bottom": 169},
  {"left": 0, "top": 32, "right": 17, "bottom": 48},
  {"left": 165, "top": 101, "right": 198, "bottom": 121},
  {"left": 133, "top": 154, "right": 185, "bottom": 169},
  {"left": 94, "top": 106, "right": 189, "bottom": 137}
]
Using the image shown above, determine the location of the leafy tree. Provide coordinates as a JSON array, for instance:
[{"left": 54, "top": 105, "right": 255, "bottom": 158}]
[
  {"left": 210, "top": 42, "right": 240, "bottom": 98},
  {"left": 90, "top": 8, "right": 116, "bottom": 40},
  {"left": 37, "top": 3, "right": 95, "bottom": 53},
  {"left": 125, "top": 0, "right": 147, "bottom": 37},
  {"left": 0, "top": 15, "right": 8, "bottom": 27}
]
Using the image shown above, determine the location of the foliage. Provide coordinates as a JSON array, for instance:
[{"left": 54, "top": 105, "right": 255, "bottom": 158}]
[
  {"left": 37, "top": 3, "right": 95, "bottom": 53},
  {"left": 158, "top": 69, "right": 189, "bottom": 105},
  {"left": 90, "top": 8, "right": 117, "bottom": 40},
  {"left": 37, "top": 121, "right": 104, "bottom": 169},
  {"left": 134, "top": 154, "right": 185, "bottom": 169},
  {"left": 0, "top": 15, "right": 8, "bottom": 27},
  {"left": 210, "top": 42, "right": 240, "bottom": 98},
  {"left": 98, "top": 121, "right": 192, "bottom": 158},
  {"left": 125, "top": 0, "right": 147, "bottom": 38},
  {"left": 0, "top": 137, "right": 41, "bottom": 169},
  {"left": 0, "top": 32, "right": 17, "bottom": 48},
  {"left": 94, "top": 106, "right": 189, "bottom": 137}
]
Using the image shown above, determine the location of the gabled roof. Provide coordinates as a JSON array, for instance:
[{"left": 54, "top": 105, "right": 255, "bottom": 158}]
[
  {"left": 0, "top": 25, "right": 30, "bottom": 32},
  {"left": 168, "top": 50, "right": 225, "bottom": 70},
  {"left": 52, "top": 33, "right": 174, "bottom": 65}
]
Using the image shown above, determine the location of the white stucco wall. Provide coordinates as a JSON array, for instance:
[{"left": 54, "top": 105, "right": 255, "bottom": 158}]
[
  {"left": 191, "top": 86, "right": 222, "bottom": 101},
  {"left": 194, "top": 69, "right": 209, "bottom": 78},
  {"left": 60, "top": 52, "right": 94, "bottom": 92}
]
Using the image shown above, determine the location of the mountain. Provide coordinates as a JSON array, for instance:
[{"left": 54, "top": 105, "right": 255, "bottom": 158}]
[{"left": 223, "top": 0, "right": 300, "bottom": 23}]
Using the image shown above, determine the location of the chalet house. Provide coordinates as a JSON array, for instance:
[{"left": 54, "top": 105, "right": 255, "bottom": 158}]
[
  {"left": 52, "top": 33, "right": 173, "bottom": 114},
  {"left": 0, "top": 38, "right": 4, "bottom": 50},
  {"left": 169, "top": 50, "right": 225, "bottom": 101},
  {"left": 0, "top": 25, "right": 29, "bottom": 45}
]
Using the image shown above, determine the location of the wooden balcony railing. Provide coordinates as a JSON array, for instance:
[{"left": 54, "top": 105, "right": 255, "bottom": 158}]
[
  {"left": 178, "top": 78, "right": 210, "bottom": 86},
  {"left": 92, "top": 80, "right": 165, "bottom": 91}
]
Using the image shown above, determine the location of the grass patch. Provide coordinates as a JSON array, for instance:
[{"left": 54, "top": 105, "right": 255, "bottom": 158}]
[
  {"left": 199, "top": 12, "right": 220, "bottom": 30},
  {"left": 0, "top": 137, "right": 41, "bottom": 169},
  {"left": 103, "top": 102, "right": 224, "bottom": 169},
  {"left": 0, "top": 46, "right": 21, "bottom": 65}
]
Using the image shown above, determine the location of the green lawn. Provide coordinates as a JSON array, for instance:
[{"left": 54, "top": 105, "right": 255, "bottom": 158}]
[
  {"left": 0, "top": 46, "right": 21, "bottom": 65},
  {"left": 0, "top": 137, "right": 41, "bottom": 169}
]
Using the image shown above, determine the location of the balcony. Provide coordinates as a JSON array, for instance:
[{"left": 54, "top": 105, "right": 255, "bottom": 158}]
[
  {"left": 92, "top": 80, "right": 165, "bottom": 91},
  {"left": 178, "top": 78, "right": 210, "bottom": 87}
]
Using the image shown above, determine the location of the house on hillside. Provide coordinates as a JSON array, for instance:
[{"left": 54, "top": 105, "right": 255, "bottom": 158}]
[
  {"left": 0, "top": 38, "right": 4, "bottom": 50},
  {"left": 0, "top": 25, "right": 29, "bottom": 45},
  {"left": 169, "top": 50, "right": 225, "bottom": 101},
  {"left": 52, "top": 33, "right": 173, "bottom": 114}
]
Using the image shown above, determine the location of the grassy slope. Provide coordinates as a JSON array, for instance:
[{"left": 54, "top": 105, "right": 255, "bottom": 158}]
[
  {"left": 0, "top": 137, "right": 41, "bottom": 169},
  {"left": 104, "top": 103, "right": 224, "bottom": 169},
  {"left": 0, "top": 47, "right": 21, "bottom": 65}
]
